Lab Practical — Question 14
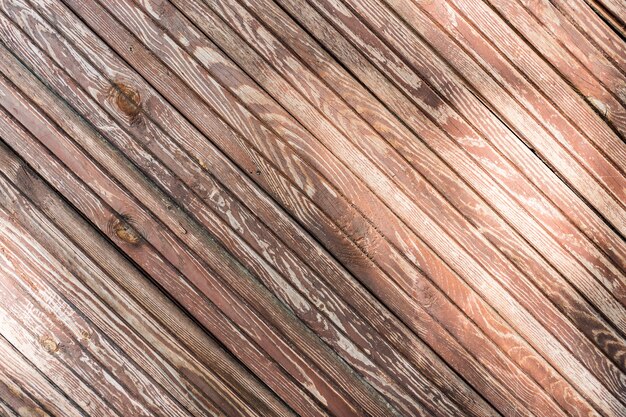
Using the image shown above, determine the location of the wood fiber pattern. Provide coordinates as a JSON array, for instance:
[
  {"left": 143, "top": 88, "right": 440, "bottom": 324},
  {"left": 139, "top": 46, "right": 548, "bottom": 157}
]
[{"left": 0, "top": 0, "right": 624, "bottom": 416}]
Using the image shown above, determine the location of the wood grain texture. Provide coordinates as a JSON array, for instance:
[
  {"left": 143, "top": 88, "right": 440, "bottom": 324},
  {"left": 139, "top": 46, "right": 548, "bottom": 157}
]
[{"left": 0, "top": 0, "right": 624, "bottom": 416}]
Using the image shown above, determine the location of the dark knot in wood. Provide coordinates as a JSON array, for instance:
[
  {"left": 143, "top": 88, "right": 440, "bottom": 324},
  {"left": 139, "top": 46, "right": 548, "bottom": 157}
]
[
  {"left": 109, "top": 215, "right": 142, "bottom": 245},
  {"left": 111, "top": 82, "right": 142, "bottom": 121}
]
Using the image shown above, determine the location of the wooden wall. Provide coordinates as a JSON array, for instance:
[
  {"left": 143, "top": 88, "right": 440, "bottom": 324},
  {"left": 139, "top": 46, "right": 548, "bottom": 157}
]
[{"left": 0, "top": 0, "right": 624, "bottom": 415}]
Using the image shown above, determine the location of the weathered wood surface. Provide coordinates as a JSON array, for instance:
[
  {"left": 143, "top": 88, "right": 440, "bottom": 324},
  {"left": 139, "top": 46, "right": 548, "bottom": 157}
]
[{"left": 0, "top": 0, "right": 624, "bottom": 416}]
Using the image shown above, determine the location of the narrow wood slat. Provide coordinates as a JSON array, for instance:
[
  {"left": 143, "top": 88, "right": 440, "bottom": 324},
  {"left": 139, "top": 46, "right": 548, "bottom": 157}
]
[
  {"left": 0, "top": 374, "right": 51, "bottom": 417},
  {"left": 0, "top": 338, "right": 85, "bottom": 417},
  {"left": 0, "top": 50, "right": 397, "bottom": 417}
]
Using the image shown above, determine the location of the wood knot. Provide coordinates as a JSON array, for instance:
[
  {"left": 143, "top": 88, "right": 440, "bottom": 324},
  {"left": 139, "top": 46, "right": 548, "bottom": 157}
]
[
  {"left": 111, "top": 82, "right": 142, "bottom": 122},
  {"left": 109, "top": 215, "right": 141, "bottom": 245},
  {"left": 39, "top": 336, "right": 58, "bottom": 353}
]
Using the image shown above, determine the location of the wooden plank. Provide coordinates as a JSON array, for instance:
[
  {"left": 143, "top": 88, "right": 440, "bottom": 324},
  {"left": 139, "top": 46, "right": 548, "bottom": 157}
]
[
  {"left": 0, "top": 337, "right": 86, "bottom": 417},
  {"left": 0, "top": 375, "right": 52, "bottom": 417}
]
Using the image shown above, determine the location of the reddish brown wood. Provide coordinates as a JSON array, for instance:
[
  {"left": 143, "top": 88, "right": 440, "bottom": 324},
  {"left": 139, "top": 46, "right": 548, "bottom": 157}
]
[{"left": 0, "top": 0, "right": 624, "bottom": 415}]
